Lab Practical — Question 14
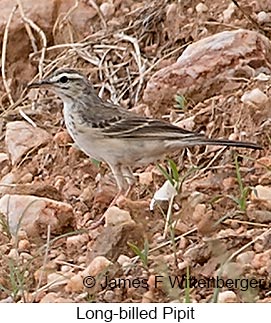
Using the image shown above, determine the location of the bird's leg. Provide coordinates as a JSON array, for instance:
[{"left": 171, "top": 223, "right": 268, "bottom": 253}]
[{"left": 90, "top": 164, "right": 130, "bottom": 229}]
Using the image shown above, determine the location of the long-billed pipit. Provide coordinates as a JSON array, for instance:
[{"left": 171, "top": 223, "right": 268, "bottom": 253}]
[{"left": 29, "top": 69, "right": 262, "bottom": 206}]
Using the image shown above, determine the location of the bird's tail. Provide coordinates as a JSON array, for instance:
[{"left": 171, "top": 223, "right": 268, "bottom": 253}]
[{"left": 187, "top": 137, "right": 262, "bottom": 150}]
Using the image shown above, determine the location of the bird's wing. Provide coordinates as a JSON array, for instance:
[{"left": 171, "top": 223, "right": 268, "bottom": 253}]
[{"left": 100, "top": 114, "right": 203, "bottom": 140}]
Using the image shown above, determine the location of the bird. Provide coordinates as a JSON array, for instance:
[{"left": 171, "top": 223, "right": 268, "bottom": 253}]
[{"left": 28, "top": 68, "right": 262, "bottom": 206}]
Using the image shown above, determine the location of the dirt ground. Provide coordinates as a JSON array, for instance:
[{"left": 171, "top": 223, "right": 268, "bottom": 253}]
[{"left": 0, "top": 0, "right": 270, "bottom": 303}]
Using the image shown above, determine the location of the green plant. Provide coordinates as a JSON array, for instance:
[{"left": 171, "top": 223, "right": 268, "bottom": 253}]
[
  {"left": 228, "top": 154, "right": 250, "bottom": 212},
  {"left": 128, "top": 239, "right": 149, "bottom": 269},
  {"left": 174, "top": 94, "right": 187, "bottom": 111}
]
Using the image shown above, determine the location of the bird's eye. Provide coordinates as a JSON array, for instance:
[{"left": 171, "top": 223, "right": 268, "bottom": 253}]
[{"left": 59, "top": 76, "right": 68, "bottom": 83}]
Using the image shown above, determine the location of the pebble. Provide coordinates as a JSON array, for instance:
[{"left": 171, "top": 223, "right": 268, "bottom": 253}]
[
  {"left": 104, "top": 290, "right": 115, "bottom": 302},
  {"left": 18, "top": 239, "right": 31, "bottom": 252},
  {"left": 104, "top": 206, "right": 133, "bottom": 226},
  {"left": 100, "top": 2, "right": 115, "bottom": 18},
  {"left": 65, "top": 273, "right": 84, "bottom": 293},
  {"left": 257, "top": 11, "right": 270, "bottom": 24},
  {"left": 82, "top": 256, "right": 113, "bottom": 277},
  {"left": 241, "top": 88, "right": 268, "bottom": 105},
  {"left": 195, "top": 3, "right": 208, "bottom": 14},
  {"left": 218, "top": 290, "right": 237, "bottom": 303},
  {"left": 141, "top": 291, "right": 154, "bottom": 303},
  {"left": 236, "top": 251, "right": 255, "bottom": 265}
]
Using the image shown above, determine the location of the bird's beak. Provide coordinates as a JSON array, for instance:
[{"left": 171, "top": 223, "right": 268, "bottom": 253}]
[{"left": 27, "top": 79, "right": 52, "bottom": 89}]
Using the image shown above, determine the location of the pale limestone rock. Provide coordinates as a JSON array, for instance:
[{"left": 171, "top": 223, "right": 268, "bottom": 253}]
[
  {"left": 5, "top": 121, "right": 51, "bottom": 165},
  {"left": 104, "top": 206, "right": 133, "bottom": 226},
  {"left": 195, "top": 3, "right": 208, "bottom": 14},
  {"left": 251, "top": 185, "right": 271, "bottom": 207},
  {"left": 143, "top": 30, "right": 271, "bottom": 106},
  {"left": 241, "top": 88, "right": 268, "bottom": 105},
  {"left": 82, "top": 256, "right": 113, "bottom": 277},
  {"left": 218, "top": 291, "right": 237, "bottom": 303},
  {"left": 0, "top": 194, "right": 74, "bottom": 237}
]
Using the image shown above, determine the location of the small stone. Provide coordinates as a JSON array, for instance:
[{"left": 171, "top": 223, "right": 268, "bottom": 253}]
[
  {"left": 192, "top": 204, "right": 206, "bottom": 222},
  {"left": 5, "top": 121, "right": 51, "bottom": 165},
  {"left": 138, "top": 171, "right": 153, "bottom": 185},
  {"left": 257, "top": 11, "right": 270, "bottom": 24},
  {"left": 18, "top": 173, "right": 33, "bottom": 184},
  {"left": 8, "top": 248, "right": 18, "bottom": 260},
  {"left": 241, "top": 88, "right": 268, "bottom": 105},
  {"left": 254, "top": 72, "right": 271, "bottom": 81},
  {"left": 47, "top": 272, "right": 68, "bottom": 289},
  {"left": 188, "top": 191, "right": 207, "bottom": 208},
  {"left": 0, "top": 153, "right": 9, "bottom": 168},
  {"left": 53, "top": 131, "right": 72, "bottom": 145},
  {"left": 195, "top": 2, "right": 208, "bottom": 14},
  {"left": 236, "top": 251, "right": 255, "bottom": 265},
  {"left": 18, "top": 239, "right": 31, "bottom": 252},
  {"left": 104, "top": 206, "right": 133, "bottom": 226},
  {"left": 218, "top": 290, "right": 237, "bottom": 303},
  {"left": 100, "top": 2, "right": 115, "bottom": 19},
  {"left": 252, "top": 251, "right": 271, "bottom": 270},
  {"left": 223, "top": 2, "right": 236, "bottom": 23},
  {"left": 0, "top": 194, "right": 75, "bottom": 238},
  {"left": 40, "top": 292, "right": 71, "bottom": 303},
  {"left": 65, "top": 273, "right": 84, "bottom": 293},
  {"left": 141, "top": 291, "right": 154, "bottom": 303},
  {"left": 117, "top": 254, "right": 131, "bottom": 266},
  {"left": 177, "top": 260, "right": 189, "bottom": 271},
  {"left": 175, "top": 116, "right": 195, "bottom": 131},
  {"left": 174, "top": 220, "right": 189, "bottom": 234},
  {"left": 82, "top": 256, "right": 113, "bottom": 277},
  {"left": 104, "top": 290, "right": 115, "bottom": 302},
  {"left": 251, "top": 185, "right": 271, "bottom": 207}
]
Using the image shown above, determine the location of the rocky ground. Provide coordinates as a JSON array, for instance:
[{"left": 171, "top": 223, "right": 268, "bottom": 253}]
[{"left": 0, "top": 0, "right": 271, "bottom": 303}]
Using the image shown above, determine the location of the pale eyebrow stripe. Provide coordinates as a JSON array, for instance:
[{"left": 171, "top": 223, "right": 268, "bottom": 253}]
[{"left": 50, "top": 72, "right": 84, "bottom": 82}]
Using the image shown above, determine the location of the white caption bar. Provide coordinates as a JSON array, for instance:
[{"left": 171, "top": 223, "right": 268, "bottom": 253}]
[{"left": 1, "top": 303, "right": 269, "bottom": 323}]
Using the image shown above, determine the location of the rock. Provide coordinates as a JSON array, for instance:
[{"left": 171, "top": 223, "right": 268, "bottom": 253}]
[
  {"left": 18, "top": 239, "right": 31, "bottom": 252},
  {"left": 174, "top": 116, "right": 195, "bottom": 132},
  {"left": 117, "top": 254, "right": 131, "bottom": 266},
  {"left": 0, "top": 194, "right": 74, "bottom": 237},
  {"left": 104, "top": 206, "right": 133, "bottom": 227},
  {"left": 65, "top": 273, "right": 84, "bottom": 293},
  {"left": 247, "top": 209, "right": 271, "bottom": 224},
  {"left": 236, "top": 251, "right": 255, "bottom": 265},
  {"left": 5, "top": 121, "right": 51, "bottom": 165},
  {"left": 103, "top": 290, "right": 115, "bottom": 302},
  {"left": 47, "top": 272, "right": 69, "bottom": 290},
  {"left": 0, "top": 153, "right": 9, "bottom": 168},
  {"left": 40, "top": 292, "right": 72, "bottom": 303},
  {"left": 223, "top": 2, "right": 236, "bottom": 23},
  {"left": 100, "top": 3, "right": 115, "bottom": 19},
  {"left": 53, "top": 131, "right": 72, "bottom": 145},
  {"left": 141, "top": 291, "right": 154, "bottom": 303},
  {"left": 66, "top": 234, "right": 89, "bottom": 253},
  {"left": 143, "top": 29, "right": 271, "bottom": 111},
  {"left": 192, "top": 203, "right": 206, "bottom": 222},
  {"left": 174, "top": 220, "right": 189, "bottom": 234},
  {"left": 241, "top": 88, "right": 268, "bottom": 105},
  {"left": 0, "top": 172, "right": 17, "bottom": 196},
  {"left": 251, "top": 251, "right": 271, "bottom": 270},
  {"left": 138, "top": 171, "right": 153, "bottom": 186},
  {"left": 257, "top": 11, "right": 270, "bottom": 24},
  {"left": 88, "top": 222, "right": 144, "bottom": 261},
  {"left": 82, "top": 256, "right": 112, "bottom": 277},
  {"left": 251, "top": 185, "right": 271, "bottom": 207},
  {"left": 218, "top": 290, "right": 237, "bottom": 303},
  {"left": 195, "top": 3, "right": 208, "bottom": 14},
  {"left": 18, "top": 173, "right": 33, "bottom": 184}
]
